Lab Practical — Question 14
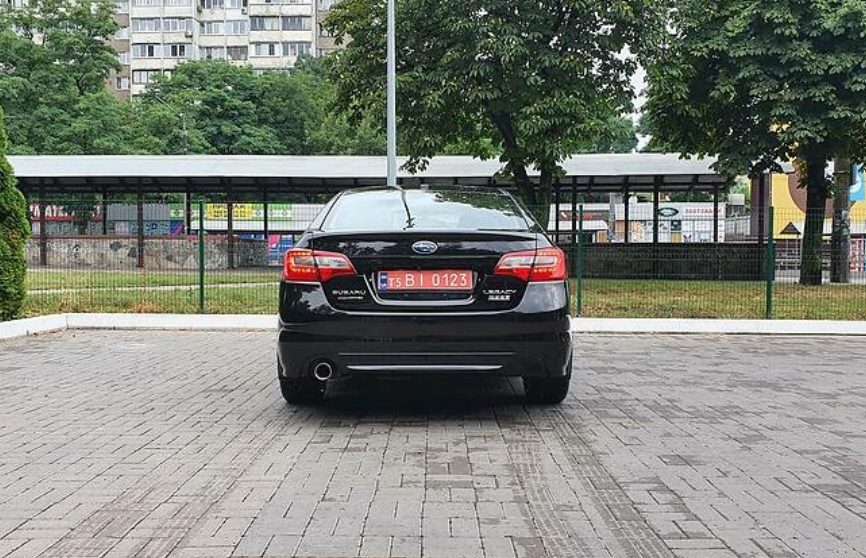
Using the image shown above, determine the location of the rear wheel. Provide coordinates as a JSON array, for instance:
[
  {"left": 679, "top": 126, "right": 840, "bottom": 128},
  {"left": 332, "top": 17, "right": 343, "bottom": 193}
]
[
  {"left": 523, "top": 358, "right": 571, "bottom": 405},
  {"left": 278, "top": 363, "right": 326, "bottom": 405}
]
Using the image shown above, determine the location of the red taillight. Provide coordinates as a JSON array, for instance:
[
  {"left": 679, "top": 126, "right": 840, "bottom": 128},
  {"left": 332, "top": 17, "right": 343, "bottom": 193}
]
[
  {"left": 494, "top": 247, "right": 567, "bottom": 282},
  {"left": 282, "top": 249, "right": 356, "bottom": 283}
]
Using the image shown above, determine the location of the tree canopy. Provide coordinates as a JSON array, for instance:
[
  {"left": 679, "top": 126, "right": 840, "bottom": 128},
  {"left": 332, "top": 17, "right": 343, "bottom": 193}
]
[
  {"left": 326, "top": 0, "right": 658, "bottom": 220},
  {"left": 644, "top": 0, "right": 866, "bottom": 284}
]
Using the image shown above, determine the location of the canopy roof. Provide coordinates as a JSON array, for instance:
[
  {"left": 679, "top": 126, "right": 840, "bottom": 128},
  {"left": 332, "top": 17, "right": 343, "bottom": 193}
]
[{"left": 9, "top": 153, "right": 736, "bottom": 195}]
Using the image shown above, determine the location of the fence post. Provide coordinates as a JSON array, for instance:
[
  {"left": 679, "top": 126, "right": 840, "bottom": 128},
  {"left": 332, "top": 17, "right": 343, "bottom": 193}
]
[
  {"left": 765, "top": 207, "right": 775, "bottom": 319},
  {"left": 576, "top": 205, "right": 584, "bottom": 317},
  {"left": 198, "top": 199, "right": 205, "bottom": 314}
]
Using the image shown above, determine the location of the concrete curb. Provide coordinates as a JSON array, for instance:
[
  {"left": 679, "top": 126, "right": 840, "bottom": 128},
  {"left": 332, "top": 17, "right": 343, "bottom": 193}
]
[
  {"left": 2, "top": 314, "right": 866, "bottom": 342},
  {"left": 66, "top": 313, "right": 276, "bottom": 331},
  {"left": 570, "top": 317, "right": 866, "bottom": 336},
  {"left": 0, "top": 314, "right": 68, "bottom": 340}
]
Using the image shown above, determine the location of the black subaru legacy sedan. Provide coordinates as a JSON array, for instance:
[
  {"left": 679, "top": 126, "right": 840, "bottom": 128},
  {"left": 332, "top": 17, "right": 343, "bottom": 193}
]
[{"left": 277, "top": 185, "right": 572, "bottom": 404}]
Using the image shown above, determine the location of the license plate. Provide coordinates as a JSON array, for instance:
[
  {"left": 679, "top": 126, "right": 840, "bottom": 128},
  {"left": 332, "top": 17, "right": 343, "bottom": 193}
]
[{"left": 377, "top": 270, "right": 474, "bottom": 292}]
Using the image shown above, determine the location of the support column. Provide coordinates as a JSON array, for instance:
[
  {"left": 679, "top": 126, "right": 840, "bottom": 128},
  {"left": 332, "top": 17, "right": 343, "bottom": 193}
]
[
  {"left": 136, "top": 182, "right": 145, "bottom": 268},
  {"left": 102, "top": 187, "right": 109, "bottom": 236},
  {"left": 624, "top": 181, "right": 630, "bottom": 244},
  {"left": 757, "top": 174, "right": 767, "bottom": 251},
  {"left": 226, "top": 182, "right": 235, "bottom": 269},
  {"left": 653, "top": 176, "right": 661, "bottom": 244},
  {"left": 570, "top": 181, "right": 577, "bottom": 274},
  {"left": 38, "top": 180, "right": 47, "bottom": 267},
  {"left": 713, "top": 184, "right": 720, "bottom": 244},
  {"left": 184, "top": 184, "right": 192, "bottom": 235},
  {"left": 554, "top": 184, "right": 561, "bottom": 242},
  {"left": 262, "top": 185, "right": 269, "bottom": 239}
]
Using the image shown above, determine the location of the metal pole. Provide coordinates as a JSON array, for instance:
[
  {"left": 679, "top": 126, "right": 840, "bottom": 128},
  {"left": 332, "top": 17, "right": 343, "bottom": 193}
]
[
  {"left": 624, "top": 183, "right": 630, "bottom": 244},
  {"left": 38, "top": 180, "right": 47, "bottom": 266},
  {"left": 576, "top": 205, "right": 584, "bottom": 317},
  {"left": 386, "top": 0, "right": 397, "bottom": 187},
  {"left": 554, "top": 185, "right": 560, "bottom": 243},
  {"left": 570, "top": 183, "right": 577, "bottom": 276},
  {"left": 765, "top": 207, "right": 775, "bottom": 319},
  {"left": 713, "top": 184, "right": 720, "bottom": 244},
  {"left": 652, "top": 176, "right": 660, "bottom": 244},
  {"left": 102, "top": 189, "right": 108, "bottom": 236},
  {"left": 198, "top": 199, "right": 205, "bottom": 314},
  {"left": 136, "top": 183, "right": 144, "bottom": 268},
  {"left": 262, "top": 187, "right": 269, "bottom": 239}
]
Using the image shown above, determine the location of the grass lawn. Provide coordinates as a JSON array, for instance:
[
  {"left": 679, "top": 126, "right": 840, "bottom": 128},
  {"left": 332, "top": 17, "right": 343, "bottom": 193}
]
[
  {"left": 26, "top": 267, "right": 279, "bottom": 290},
  {"left": 577, "top": 279, "right": 866, "bottom": 320},
  {"left": 19, "top": 270, "right": 866, "bottom": 320}
]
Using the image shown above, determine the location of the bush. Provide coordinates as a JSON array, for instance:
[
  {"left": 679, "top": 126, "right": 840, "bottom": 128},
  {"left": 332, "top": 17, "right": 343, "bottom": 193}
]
[{"left": 0, "top": 109, "right": 31, "bottom": 321}]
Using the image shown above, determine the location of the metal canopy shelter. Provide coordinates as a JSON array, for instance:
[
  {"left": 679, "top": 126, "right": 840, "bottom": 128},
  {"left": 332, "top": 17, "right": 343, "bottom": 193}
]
[
  {"left": 9, "top": 153, "right": 730, "bottom": 195},
  {"left": 11, "top": 153, "right": 736, "bottom": 267}
]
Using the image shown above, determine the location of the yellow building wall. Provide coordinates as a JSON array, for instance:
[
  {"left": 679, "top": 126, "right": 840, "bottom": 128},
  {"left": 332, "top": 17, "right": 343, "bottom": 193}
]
[{"left": 771, "top": 173, "right": 866, "bottom": 237}]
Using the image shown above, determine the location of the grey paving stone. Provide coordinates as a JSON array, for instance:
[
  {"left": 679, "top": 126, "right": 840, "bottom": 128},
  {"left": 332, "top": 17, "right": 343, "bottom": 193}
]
[{"left": 2, "top": 332, "right": 866, "bottom": 557}]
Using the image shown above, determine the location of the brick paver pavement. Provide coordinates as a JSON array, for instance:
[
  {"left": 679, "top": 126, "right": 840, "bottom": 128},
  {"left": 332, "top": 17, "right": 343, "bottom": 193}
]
[{"left": 1, "top": 331, "right": 866, "bottom": 558}]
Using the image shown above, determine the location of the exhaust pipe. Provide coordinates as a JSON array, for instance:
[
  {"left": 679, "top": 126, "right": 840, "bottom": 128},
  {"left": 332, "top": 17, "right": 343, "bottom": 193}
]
[{"left": 311, "top": 360, "right": 334, "bottom": 381}]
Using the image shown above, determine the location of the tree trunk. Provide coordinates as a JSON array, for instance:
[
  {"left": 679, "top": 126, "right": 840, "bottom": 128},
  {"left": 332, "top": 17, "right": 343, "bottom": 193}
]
[
  {"left": 800, "top": 153, "right": 829, "bottom": 286},
  {"left": 830, "top": 158, "right": 850, "bottom": 283}
]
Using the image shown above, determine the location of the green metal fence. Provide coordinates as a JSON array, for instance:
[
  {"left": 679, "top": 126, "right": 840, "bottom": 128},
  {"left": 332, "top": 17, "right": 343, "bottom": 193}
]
[{"left": 19, "top": 195, "right": 866, "bottom": 320}]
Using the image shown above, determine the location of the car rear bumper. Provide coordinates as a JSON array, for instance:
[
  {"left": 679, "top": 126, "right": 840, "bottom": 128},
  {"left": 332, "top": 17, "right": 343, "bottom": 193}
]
[{"left": 277, "top": 282, "right": 572, "bottom": 379}]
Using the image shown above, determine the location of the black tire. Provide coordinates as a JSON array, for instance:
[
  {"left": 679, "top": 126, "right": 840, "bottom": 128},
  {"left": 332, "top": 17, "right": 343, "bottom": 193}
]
[
  {"left": 278, "top": 365, "right": 326, "bottom": 405},
  {"left": 524, "top": 358, "right": 572, "bottom": 405}
]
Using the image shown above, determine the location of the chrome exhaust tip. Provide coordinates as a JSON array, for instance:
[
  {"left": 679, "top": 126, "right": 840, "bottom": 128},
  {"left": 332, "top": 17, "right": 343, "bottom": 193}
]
[{"left": 312, "top": 361, "right": 334, "bottom": 382}]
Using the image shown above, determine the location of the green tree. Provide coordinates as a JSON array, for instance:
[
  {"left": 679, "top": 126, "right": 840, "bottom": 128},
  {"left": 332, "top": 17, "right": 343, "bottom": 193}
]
[
  {"left": 292, "top": 56, "right": 385, "bottom": 155},
  {"left": 138, "top": 61, "right": 313, "bottom": 155},
  {"left": 644, "top": 0, "right": 866, "bottom": 285},
  {"left": 326, "top": 0, "right": 662, "bottom": 222},
  {"left": 0, "top": 107, "right": 31, "bottom": 321}
]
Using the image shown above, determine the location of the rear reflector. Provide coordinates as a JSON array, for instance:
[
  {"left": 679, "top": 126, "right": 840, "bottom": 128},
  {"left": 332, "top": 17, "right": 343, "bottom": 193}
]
[
  {"left": 283, "top": 249, "right": 356, "bottom": 283},
  {"left": 494, "top": 247, "right": 567, "bottom": 282}
]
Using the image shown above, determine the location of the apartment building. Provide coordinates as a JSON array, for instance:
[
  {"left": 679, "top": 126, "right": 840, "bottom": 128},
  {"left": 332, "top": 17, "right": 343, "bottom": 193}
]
[{"left": 109, "top": 0, "right": 337, "bottom": 97}]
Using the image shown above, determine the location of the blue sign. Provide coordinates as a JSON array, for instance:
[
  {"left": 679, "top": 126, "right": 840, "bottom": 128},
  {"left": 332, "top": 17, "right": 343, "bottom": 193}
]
[
  {"left": 267, "top": 234, "right": 294, "bottom": 266},
  {"left": 852, "top": 164, "right": 866, "bottom": 202}
]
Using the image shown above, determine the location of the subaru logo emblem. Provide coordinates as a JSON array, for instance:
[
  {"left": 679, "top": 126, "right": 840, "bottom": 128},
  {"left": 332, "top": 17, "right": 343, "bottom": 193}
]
[{"left": 412, "top": 241, "right": 438, "bottom": 255}]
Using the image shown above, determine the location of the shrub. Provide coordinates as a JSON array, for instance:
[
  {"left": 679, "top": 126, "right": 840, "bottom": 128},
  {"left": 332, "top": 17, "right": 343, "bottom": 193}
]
[{"left": 0, "top": 108, "right": 31, "bottom": 321}]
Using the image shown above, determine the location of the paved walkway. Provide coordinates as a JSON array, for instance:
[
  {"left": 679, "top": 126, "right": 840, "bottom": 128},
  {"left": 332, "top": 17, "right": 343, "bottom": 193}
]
[{"left": 1, "top": 332, "right": 866, "bottom": 558}]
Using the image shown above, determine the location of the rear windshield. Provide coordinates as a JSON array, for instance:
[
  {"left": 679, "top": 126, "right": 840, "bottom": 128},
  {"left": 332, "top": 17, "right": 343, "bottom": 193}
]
[{"left": 322, "top": 189, "right": 531, "bottom": 231}]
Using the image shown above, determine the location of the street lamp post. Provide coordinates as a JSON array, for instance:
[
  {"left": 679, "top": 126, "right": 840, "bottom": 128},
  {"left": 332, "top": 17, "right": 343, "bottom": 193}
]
[{"left": 386, "top": 0, "right": 397, "bottom": 187}]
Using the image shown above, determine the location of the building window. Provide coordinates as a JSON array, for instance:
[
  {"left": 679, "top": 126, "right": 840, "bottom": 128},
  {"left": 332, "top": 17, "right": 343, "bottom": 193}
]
[
  {"left": 118, "top": 51, "right": 130, "bottom": 64},
  {"left": 282, "top": 41, "right": 310, "bottom": 57},
  {"left": 116, "top": 26, "right": 129, "bottom": 39},
  {"left": 200, "top": 0, "right": 224, "bottom": 8},
  {"left": 115, "top": 76, "right": 131, "bottom": 90},
  {"left": 226, "top": 0, "right": 248, "bottom": 7},
  {"left": 164, "top": 0, "right": 191, "bottom": 5},
  {"left": 132, "top": 70, "right": 162, "bottom": 84},
  {"left": 202, "top": 46, "right": 225, "bottom": 59},
  {"left": 115, "top": 0, "right": 129, "bottom": 12},
  {"left": 131, "top": 18, "right": 161, "bottom": 32},
  {"left": 166, "top": 44, "right": 190, "bottom": 58},
  {"left": 281, "top": 16, "right": 311, "bottom": 31},
  {"left": 131, "top": 43, "right": 161, "bottom": 58},
  {"left": 132, "top": 0, "right": 160, "bottom": 6},
  {"left": 163, "top": 18, "right": 193, "bottom": 32},
  {"left": 226, "top": 45, "right": 248, "bottom": 60},
  {"left": 201, "top": 21, "right": 224, "bottom": 35},
  {"left": 317, "top": 23, "right": 334, "bottom": 37},
  {"left": 250, "top": 16, "right": 280, "bottom": 31},
  {"left": 225, "top": 20, "right": 248, "bottom": 34},
  {"left": 317, "top": 0, "right": 333, "bottom": 8},
  {"left": 252, "top": 43, "right": 278, "bottom": 56}
]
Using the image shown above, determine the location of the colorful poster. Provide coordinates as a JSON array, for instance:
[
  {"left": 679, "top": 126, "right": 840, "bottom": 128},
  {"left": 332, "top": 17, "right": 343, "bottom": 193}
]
[
  {"left": 852, "top": 164, "right": 865, "bottom": 202},
  {"left": 267, "top": 234, "right": 294, "bottom": 266}
]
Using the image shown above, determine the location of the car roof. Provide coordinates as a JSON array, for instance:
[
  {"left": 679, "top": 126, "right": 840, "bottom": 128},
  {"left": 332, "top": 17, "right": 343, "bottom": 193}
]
[{"left": 339, "top": 184, "right": 513, "bottom": 197}]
